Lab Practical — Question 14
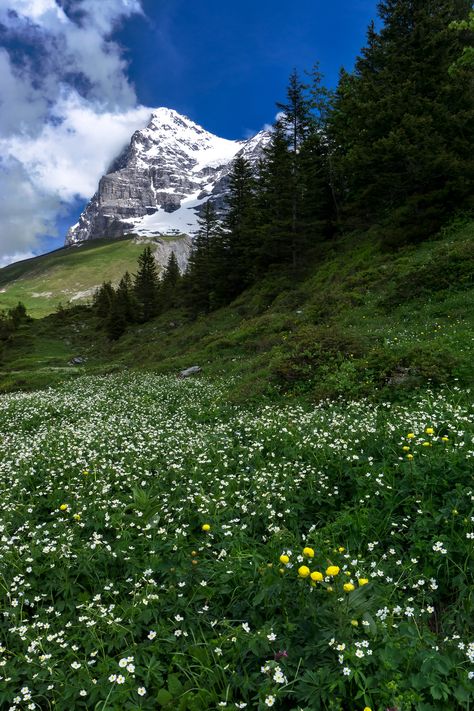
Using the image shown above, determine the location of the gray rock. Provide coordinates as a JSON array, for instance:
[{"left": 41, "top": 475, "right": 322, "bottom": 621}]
[
  {"left": 65, "top": 108, "right": 271, "bottom": 265},
  {"left": 178, "top": 366, "right": 202, "bottom": 378},
  {"left": 69, "top": 356, "right": 86, "bottom": 365},
  {"left": 387, "top": 367, "right": 418, "bottom": 386}
]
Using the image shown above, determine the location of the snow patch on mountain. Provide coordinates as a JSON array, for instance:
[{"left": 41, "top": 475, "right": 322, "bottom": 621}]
[{"left": 65, "top": 108, "right": 271, "bottom": 249}]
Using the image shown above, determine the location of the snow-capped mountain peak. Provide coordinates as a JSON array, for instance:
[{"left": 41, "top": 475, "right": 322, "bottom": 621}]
[{"left": 65, "top": 109, "right": 271, "bottom": 248}]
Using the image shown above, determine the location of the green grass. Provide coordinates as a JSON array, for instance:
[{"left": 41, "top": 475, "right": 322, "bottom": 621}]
[
  {"left": 0, "top": 218, "right": 473, "bottom": 709},
  {"left": 0, "top": 236, "right": 176, "bottom": 318},
  {"left": 1, "top": 217, "right": 473, "bottom": 399},
  {"left": 101, "top": 217, "right": 474, "bottom": 401},
  {"left": 0, "top": 373, "right": 472, "bottom": 709}
]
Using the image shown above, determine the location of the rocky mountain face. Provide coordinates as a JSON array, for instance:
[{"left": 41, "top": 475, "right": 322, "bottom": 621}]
[{"left": 65, "top": 108, "right": 271, "bottom": 249}]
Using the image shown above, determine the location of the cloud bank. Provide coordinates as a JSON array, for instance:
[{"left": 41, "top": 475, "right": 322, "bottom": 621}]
[{"left": 0, "top": 0, "right": 152, "bottom": 265}]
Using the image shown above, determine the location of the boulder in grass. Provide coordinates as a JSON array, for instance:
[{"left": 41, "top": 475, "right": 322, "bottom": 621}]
[
  {"left": 69, "top": 356, "right": 86, "bottom": 365},
  {"left": 178, "top": 366, "right": 201, "bottom": 378}
]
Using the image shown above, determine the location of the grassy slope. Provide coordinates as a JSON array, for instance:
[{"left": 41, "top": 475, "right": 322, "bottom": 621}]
[
  {"left": 0, "top": 218, "right": 473, "bottom": 399},
  {"left": 110, "top": 217, "right": 474, "bottom": 400},
  {"left": 0, "top": 237, "right": 150, "bottom": 318}
]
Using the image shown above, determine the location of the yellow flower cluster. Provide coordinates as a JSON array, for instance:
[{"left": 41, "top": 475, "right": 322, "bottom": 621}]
[
  {"left": 282, "top": 548, "right": 369, "bottom": 593},
  {"left": 403, "top": 426, "right": 450, "bottom": 459}
]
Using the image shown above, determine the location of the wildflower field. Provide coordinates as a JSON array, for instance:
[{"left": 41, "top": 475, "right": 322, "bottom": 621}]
[{"left": 0, "top": 373, "right": 473, "bottom": 711}]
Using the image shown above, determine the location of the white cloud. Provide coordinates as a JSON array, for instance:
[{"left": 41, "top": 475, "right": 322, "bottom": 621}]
[
  {"left": 0, "top": 0, "right": 150, "bottom": 265},
  {"left": 0, "top": 157, "right": 62, "bottom": 260},
  {"left": 0, "top": 251, "right": 36, "bottom": 269},
  {"left": 3, "top": 93, "right": 152, "bottom": 201}
]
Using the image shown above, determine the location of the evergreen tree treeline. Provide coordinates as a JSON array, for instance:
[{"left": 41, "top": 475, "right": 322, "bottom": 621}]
[
  {"left": 93, "top": 247, "right": 183, "bottom": 340},
  {"left": 95, "top": 0, "right": 472, "bottom": 333},
  {"left": 328, "top": 0, "right": 473, "bottom": 243},
  {"left": 0, "top": 302, "right": 30, "bottom": 357}
]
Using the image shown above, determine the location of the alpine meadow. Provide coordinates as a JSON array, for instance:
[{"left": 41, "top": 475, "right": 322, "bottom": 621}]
[{"left": 0, "top": 2, "right": 473, "bottom": 711}]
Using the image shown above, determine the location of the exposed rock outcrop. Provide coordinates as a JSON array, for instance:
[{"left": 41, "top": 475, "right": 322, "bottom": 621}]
[{"left": 66, "top": 108, "right": 270, "bottom": 247}]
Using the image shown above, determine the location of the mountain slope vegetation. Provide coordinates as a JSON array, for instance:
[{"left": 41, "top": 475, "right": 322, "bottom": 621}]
[
  {"left": 1, "top": 217, "right": 472, "bottom": 400},
  {"left": 0, "top": 236, "right": 192, "bottom": 318}
]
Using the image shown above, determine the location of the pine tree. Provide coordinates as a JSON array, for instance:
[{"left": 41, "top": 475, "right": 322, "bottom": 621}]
[
  {"left": 8, "top": 302, "right": 29, "bottom": 328},
  {"left": 298, "top": 130, "right": 334, "bottom": 245},
  {"left": 276, "top": 69, "right": 312, "bottom": 153},
  {"left": 160, "top": 252, "right": 181, "bottom": 309},
  {"left": 134, "top": 246, "right": 161, "bottom": 322},
  {"left": 223, "top": 156, "right": 259, "bottom": 296},
  {"left": 306, "top": 64, "right": 340, "bottom": 229},
  {"left": 186, "top": 201, "right": 223, "bottom": 314},
  {"left": 105, "top": 295, "right": 127, "bottom": 341},
  {"left": 274, "top": 70, "right": 317, "bottom": 267},
  {"left": 116, "top": 271, "right": 139, "bottom": 323},
  {"left": 0, "top": 311, "right": 15, "bottom": 350},
  {"left": 257, "top": 122, "right": 294, "bottom": 269},
  {"left": 329, "top": 0, "right": 474, "bottom": 243},
  {"left": 93, "top": 282, "right": 115, "bottom": 319},
  {"left": 448, "top": 9, "right": 474, "bottom": 74}
]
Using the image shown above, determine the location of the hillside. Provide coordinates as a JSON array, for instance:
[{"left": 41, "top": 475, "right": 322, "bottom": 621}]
[
  {"left": 1, "top": 217, "right": 472, "bottom": 399},
  {"left": 1, "top": 215, "right": 473, "bottom": 711},
  {"left": 0, "top": 235, "right": 189, "bottom": 318}
]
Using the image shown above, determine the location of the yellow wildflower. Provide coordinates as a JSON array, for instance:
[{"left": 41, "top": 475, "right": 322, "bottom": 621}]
[
  {"left": 351, "top": 619, "right": 359, "bottom": 626},
  {"left": 310, "top": 571, "right": 323, "bottom": 582},
  {"left": 402, "top": 446, "right": 410, "bottom": 451},
  {"left": 407, "top": 454, "right": 414, "bottom": 460},
  {"left": 358, "top": 578, "right": 369, "bottom": 586},
  {"left": 425, "top": 427, "right": 434, "bottom": 435},
  {"left": 407, "top": 433, "right": 415, "bottom": 439},
  {"left": 201, "top": 523, "right": 211, "bottom": 532},
  {"left": 73, "top": 514, "right": 81, "bottom": 521},
  {"left": 279, "top": 554, "right": 290, "bottom": 565},
  {"left": 338, "top": 547, "right": 345, "bottom": 553},
  {"left": 298, "top": 566, "right": 310, "bottom": 578},
  {"left": 344, "top": 583, "right": 355, "bottom": 592},
  {"left": 302, "top": 546, "right": 315, "bottom": 558},
  {"left": 326, "top": 566, "right": 340, "bottom": 576},
  {"left": 59, "top": 504, "right": 68, "bottom": 511}
]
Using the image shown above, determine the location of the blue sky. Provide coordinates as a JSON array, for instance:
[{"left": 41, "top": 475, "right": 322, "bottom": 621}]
[
  {"left": 119, "top": 0, "right": 378, "bottom": 138},
  {"left": 0, "top": 0, "right": 378, "bottom": 265}
]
